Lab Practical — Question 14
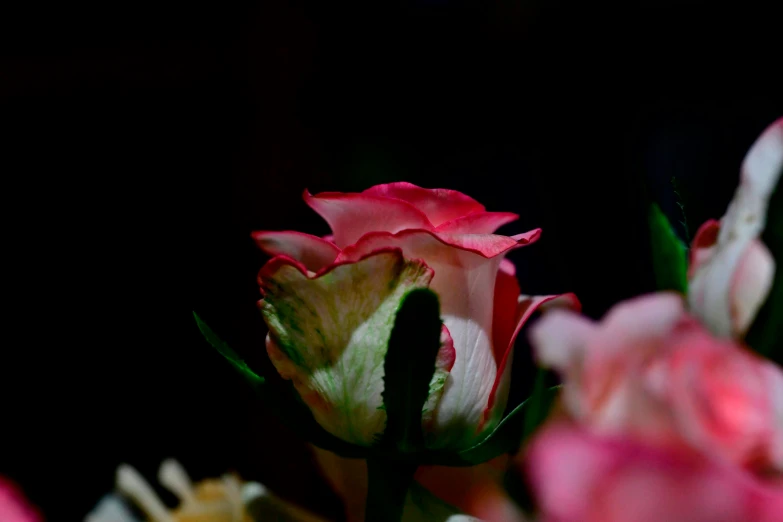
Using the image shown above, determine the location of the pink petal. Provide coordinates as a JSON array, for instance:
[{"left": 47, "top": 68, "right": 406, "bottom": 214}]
[
  {"left": 499, "top": 258, "right": 516, "bottom": 276},
  {"left": 598, "top": 292, "right": 686, "bottom": 353},
  {"left": 767, "top": 361, "right": 783, "bottom": 471},
  {"left": 729, "top": 239, "right": 775, "bottom": 337},
  {"left": 335, "top": 229, "right": 530, "bottom": 447},
  {"left": 429, "top": 229, "right": 541, "bottom": 259},
  {"left": 362, "top": 182, "right": 485, "bottom": 226},
  {"left": 525, "top": 424, "right": 783, "bottom": 522},
  {"left": 528, "top": 309, "right": 596, "bottom": 372},
  {"left": 479, "top": 293, "right": 581, "bottom": 430},
  {"left": 252, "top": 230, "right": 341, "bottom": 272},
  {"left": 490, "top": 266, "right": 524, "bottom": 371},
  {"left": 435, "top": 212, "right": 520, "bottom": 234},
  {"left": 0, "top": 477, "right": 41, "bottom": 522},
  {"left": 303, "top": 189, "right": 433, "bottom": 248},
  {"left": 422, "top": 325, "right": 457, "bottom": 428},
  {"left": 663, "top": 331, "right": 780, "bottom": 470},
  {"left": 338, "top": 229, "right": 540, "bottom": 263}
]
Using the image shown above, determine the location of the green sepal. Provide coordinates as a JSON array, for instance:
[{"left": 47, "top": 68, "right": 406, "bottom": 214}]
[
  {"left": 193, "top": 311, "right": 367, "bottom": 458},
  {"left": 422, "top": 385, "right": 562, "bottom": 467},
  {"left": 379, "top": 288, "right": 443, "bottom": 453},
  {"left": 193, "top": 311, "right": 265, "bottom": 388},
  {"left": 746, "top": 171, "right": 783, "bottom": 363},
  {"left": 648, "top": 203, "right": 689, "bottom": 294}
]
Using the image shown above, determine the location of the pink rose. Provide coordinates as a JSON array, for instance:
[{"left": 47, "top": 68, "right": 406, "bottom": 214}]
[
  {"left": 0, "top": 476, "right": 41, "bottom": 522},
  {"left": 525, "top": 423, "right": 783, "bottom": 522},
  {"left": 253, "top": 182, "right": 578, "bottom": 448},
  {"left": 529, "top": 293, "right": 783, "bottom": 472},
  {"left": 689, "top": 117, "right": 783, "bottom": 338}
]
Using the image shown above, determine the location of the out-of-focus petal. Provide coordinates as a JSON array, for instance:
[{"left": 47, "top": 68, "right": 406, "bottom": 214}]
[{"left": 729, "top": 239, "right": 775, "bottom": 336}]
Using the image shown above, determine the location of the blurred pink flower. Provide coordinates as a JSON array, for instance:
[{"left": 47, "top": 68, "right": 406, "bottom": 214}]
[
  {"left": 689, "top": 117, "right": 783, "bottom": 338},
  {"left": 525, "top": 423, "right": 783, "bottom": 522},
  {"left": 529, "top": 292, "right": 783, "bottom": 473},
  {"left": 0, "top": 476, "right": 41, "bottom": 522}
]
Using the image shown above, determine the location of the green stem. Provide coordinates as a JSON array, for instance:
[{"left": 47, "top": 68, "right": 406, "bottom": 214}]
[
  {"left": 364, "top": 457, "right": 418, "bottom": 522},
  {"left": 523, "top": 368, "right": 548, "bottom": 438}
]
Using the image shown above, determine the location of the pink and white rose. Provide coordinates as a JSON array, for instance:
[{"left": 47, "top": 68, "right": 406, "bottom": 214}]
[
  {"left": 253, "top": 182, "right": 578, "bottom": 448},
  {"left": 529, "top": 293, "right": 783, "bottom": 472},
  {"left": 689, "top": 117, "right": 783, "bottom": 338}
]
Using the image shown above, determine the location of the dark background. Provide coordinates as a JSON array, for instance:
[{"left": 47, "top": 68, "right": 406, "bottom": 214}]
[{"left": 2, "top": 1, "right": 781, "bottom": 519}]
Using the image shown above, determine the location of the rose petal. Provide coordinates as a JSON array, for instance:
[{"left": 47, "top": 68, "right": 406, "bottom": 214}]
[
  {"left": 526, "top": 424, "right": 783, "bottom": 522},
  {"left": 480, "top": 292, "right": 582, "bottom": 430},
  {"left": 423, "top": 325, "right": 457, "bottom": 429},
  {"left": 303, "top": 189, "right": 433, "bottom": 248},
  {"left": 729, "top": 239, "right": 775, "bottom": 336},
  {"left": 259, "top": 249, "right": 434, "bottom": 445},
  {"left": 0, "top": 477, "right": 41, "bottom": 522},
  {"left": 690, "top": 118, "right": 783, "bottom": 339},
  {"left": 664, "top": 332, "right": 779, "bottom": 470},
  {"left": 252, "top": 231, "right": 341, "bottom": 272},
  {"left": 338, "top": 229, "right": 541, "bottom": 264},
  {"left": 766, "top": 361, "right": 783, "bottom": 470},
  {"left": 435, "top": 212, "right": 520, "bottom": 234},
  {"left": 335, "top": 229, "right": 537, "bottom": 447},
  {"left": 689, "top": 237, "right": 755, "bottom": 338},
  {"left": 499, "top": 258, "right": 516, "bottom": 276},
  {"left": 363, "top": 182, "right": 485, "bottom": 226},
  {"left": 529, "top": 309, "right": 596, "bottom": 372},
  {"left": 597, "top": 292, "right": 686, "bottom": 353},
  {"left": 530, "top": 293, "right": 687, "bottom": 435}
]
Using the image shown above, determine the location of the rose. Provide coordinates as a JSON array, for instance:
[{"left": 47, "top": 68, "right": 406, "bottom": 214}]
[
  {"left": 253, "top": 182, "right": 578, "bottom": 449},
  {"left": 689, "top": 117, "right": 783, "bottom": 338},
  {"left": 528, "top": 293, "right": 783, "bottom": 472},
  {"left": 523, "top": 423, "right": 783, "bottom": 522}
]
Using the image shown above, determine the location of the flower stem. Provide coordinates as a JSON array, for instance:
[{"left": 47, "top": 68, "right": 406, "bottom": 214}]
[{"left": 364, "top": 457, "right": 418, "bottom": 522}]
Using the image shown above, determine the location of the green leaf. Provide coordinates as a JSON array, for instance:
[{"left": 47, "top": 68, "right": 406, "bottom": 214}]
[
  {"left": 423, "top": 385, "right": 562, "bottom": 467},
  {"left": 380, "top": 289, "right": 443, "bottom": 453},
  {"left": 648, "top": 203, "right": 689, "bottom": 293},
  {"left": 193, "top": 311, "right": 264, "bottom": 388},
  {"left": 522, "top": 368, "right": 556, "bottom": 439},
  {"left": 193, "top": 312, "right": 368, "bottom": 458},
  {"left": 746, "top": 172, "right": 783, "bottom": 363}
]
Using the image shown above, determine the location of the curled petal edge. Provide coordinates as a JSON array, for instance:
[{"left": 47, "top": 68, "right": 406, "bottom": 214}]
[{"left": 479, "top": 293, "right": 582, "bottom": 431}]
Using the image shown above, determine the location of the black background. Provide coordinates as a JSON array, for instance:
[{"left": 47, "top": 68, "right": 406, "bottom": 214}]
[{"left": 2, "top": 1, "right": 781, "bottom": 519}]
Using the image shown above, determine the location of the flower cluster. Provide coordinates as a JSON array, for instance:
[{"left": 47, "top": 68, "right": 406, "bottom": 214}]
[{"left": 62, "top": 116, "right": 783, "bottom": 521}]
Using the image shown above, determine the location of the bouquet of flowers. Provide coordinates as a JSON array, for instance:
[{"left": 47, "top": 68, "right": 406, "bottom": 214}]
[{"left": 9, "top": 119, "right": 780, "bottom": 522}]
